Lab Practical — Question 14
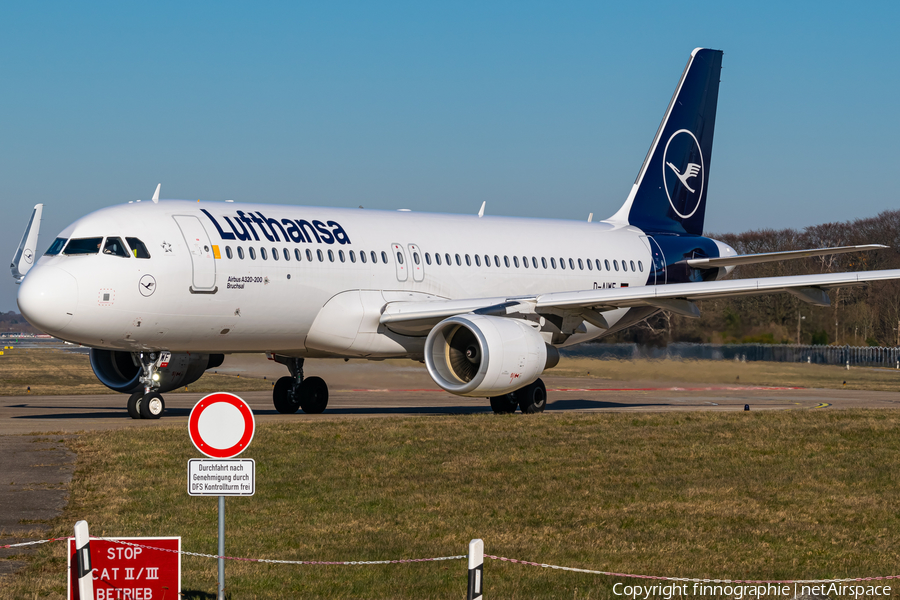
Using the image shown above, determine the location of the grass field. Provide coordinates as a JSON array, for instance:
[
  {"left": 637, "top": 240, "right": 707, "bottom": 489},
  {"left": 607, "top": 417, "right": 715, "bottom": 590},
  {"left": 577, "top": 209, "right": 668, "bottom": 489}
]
[
  {"left": 2, "top": 410, "right": 900, "bottom": 599},
  {"left": 4, "top": 347, "right": 900, "bottom": 396}
]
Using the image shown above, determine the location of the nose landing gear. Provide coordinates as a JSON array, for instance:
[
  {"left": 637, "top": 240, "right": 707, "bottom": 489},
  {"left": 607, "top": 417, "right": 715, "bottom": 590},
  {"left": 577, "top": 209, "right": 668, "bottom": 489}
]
[
  {"left": 127, "top": 352, "right": 166, "bottom": 420},
  {"left": 272, "top": 356, "right": 329, "bottom": 414}
]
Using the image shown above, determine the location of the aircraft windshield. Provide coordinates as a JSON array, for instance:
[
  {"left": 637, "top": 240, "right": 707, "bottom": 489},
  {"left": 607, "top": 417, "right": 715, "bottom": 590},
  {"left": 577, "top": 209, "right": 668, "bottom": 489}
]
[
  {"left": 103, "top": 237, "right": 130, "bottom": 258},
  {"left": 63, "top": 237, "right": 103, "bottom": 255},
  {"left": 125, "top": 237, "right": 151, "bottom": 259},
  {"left": 44, "top": 237, "right": 67, "bottom": 256}
]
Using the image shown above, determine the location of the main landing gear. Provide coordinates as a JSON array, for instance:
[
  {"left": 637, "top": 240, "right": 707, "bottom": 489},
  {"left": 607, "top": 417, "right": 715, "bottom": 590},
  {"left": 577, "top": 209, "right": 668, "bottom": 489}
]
[
  {"left": 272, "top": 357, "right": 329, "bottom": 414},
  {"left": 489, "top": 378, "right": 547, "bottom": 415},
  {"left": 128, "top": 352, "right": 166, "bottom": 420}
]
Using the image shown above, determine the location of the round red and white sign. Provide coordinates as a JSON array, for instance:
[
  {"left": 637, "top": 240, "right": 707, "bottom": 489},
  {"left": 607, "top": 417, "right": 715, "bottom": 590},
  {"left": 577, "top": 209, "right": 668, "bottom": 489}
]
[{"left": 188, "top": 392, "right": 255, "bottom": 458}]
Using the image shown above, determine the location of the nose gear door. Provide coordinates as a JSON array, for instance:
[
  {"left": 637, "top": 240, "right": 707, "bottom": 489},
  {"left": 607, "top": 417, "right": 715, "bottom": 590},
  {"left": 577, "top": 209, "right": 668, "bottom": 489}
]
[{"left": 173, "top": 215, "right": 217, "bottom": 292}]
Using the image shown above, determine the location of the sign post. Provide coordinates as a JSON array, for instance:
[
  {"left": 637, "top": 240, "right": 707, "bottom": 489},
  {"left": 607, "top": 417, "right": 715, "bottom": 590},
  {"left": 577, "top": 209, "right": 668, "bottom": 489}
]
[{"left": 188, "top": 393, "right": 255, "bottom": 600}]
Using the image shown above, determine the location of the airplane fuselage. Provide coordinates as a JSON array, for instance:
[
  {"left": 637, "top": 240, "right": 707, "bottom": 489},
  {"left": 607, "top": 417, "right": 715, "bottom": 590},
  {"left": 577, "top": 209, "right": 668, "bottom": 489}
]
[{"left": 18, "top": 200, "right": 725, "bottom": 357}]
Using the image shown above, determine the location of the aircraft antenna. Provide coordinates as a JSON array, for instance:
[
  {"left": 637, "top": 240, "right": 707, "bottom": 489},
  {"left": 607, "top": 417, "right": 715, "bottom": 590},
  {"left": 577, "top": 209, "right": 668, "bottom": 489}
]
[{"left": 152, "top": 183, "right": 161, "bottom": 203}]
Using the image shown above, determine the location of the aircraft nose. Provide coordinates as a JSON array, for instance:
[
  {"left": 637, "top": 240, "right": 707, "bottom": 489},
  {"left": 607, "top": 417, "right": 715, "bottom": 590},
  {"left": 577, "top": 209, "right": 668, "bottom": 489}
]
[{"left": 17, "top": 266, "right": 78, "bottom": 334}]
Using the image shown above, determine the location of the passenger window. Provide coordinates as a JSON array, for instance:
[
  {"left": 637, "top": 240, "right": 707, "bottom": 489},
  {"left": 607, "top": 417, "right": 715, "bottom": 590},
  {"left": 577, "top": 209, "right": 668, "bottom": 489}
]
[
  {"left": 424, "top": 253, "right": 431, "bottom": 265},
  {"left": 295, "top": 249, "right": 302, "bottom": 261},
  {"left": 586, "top": 258, "right": 592, "bottom": 270},
  {"left": 622, "top": 260, "right": 627, "bottom": 271},
  {"left": 513, "top": 256, "right": 520, "bottom": 268},
  {"left": 638, "top": 261, "right": 643, "bottom": 272},
  {"left": 249, "top": 247, "right": 257, "bottom": 260},
  {"left": 631, "top": 260, "right": 636, "bottom": 271},
  {"left": 532, "top": 257, "right": 538, "bottom": 269},
  {"left": 413, "top": 252, "right": 420, "bottom": 265},
  {"left": 613, "top": 260, "right": 619, "bottom": 271},
  {"left": 103, "top": 237, "right": 130, "bottom": 257},
  {"left": 396, "top": 251, "right": 404, "bottom": 264},
  {"left": 494, "top": 255, "right": 499, "bottom": 267},
  {"left": 284, "top": 248, "right": 290, "bottom": 261},
  {"left": 522, "top": 256, "right": 529, "bottom": 268},
  {"left": 317, "top": 249, "right": 324, "bottom": 262},
  {"left": 371, "top": 251, "right": 377, "bottom": 263},
  {"left": 435, "top": 253, "right": 441, "bottom": 265},
  {"left": 578, "top": 258, "right": 583, "bottom": 270},
  {"left": 339, "top": 250, "right": 345, "bottom": 262},
  {"left": 45, "top": 237, "right": 67, "bottom": 256},
  {"left": 596, "top": 259, "right": 602, "bottom": 271},
  {"left": 475, "top": 255, "right": 481, "bottom": 267},
  {"left": 261, "top": 247, "right": 268, "bottom": 260},
  {"left": 445, "top": 253, "right": 451, "bottom": 265},
  {"left": 381, "top": 251, "right": 388, "bottom": 263},
  {"left": 551, "top": 257, "right": 557, "bottom": 269},
  {"left": 64, "top": 237, "right": 103, "bottom": 255},
  {"left": 271, "top": 247, "right": 278, "bottom": 261},
  {"left": 238, "top": 247, "right": 245, "bottom": 259},
  {"left": 226, "top": 246, "right": 233, "bottom": 259},
  {"left": 350, "top": 250, "right": 356, "bottom": 263},
  {"left": 542, "top": 257, "right": 548, "bottom": 269},
  {"left": 465, "top": 254, "right": 471, "bottom": 266},
  {"left": 360, "top": 251, "right": 367, "bottom": 263},
  {"left": 307, "top": 249, "right": 314, "bottom": 261},
  {"left": 455, "top": 254, "right": 461, "bottom": 266},
  {"left": 123, "top": 237, "right": 150, "bottom": 259},
  {"left": 328, "top": 250, "right": 335, "bottom": 262},
  {"left": 605, "top": 259, "right": 610, "bottom": 270},
  {"left": 560, "top": 258, "right": 566, "bottom": 270},
  {"left": 504, "top": 256, "right": 510, "bottom": 268}
]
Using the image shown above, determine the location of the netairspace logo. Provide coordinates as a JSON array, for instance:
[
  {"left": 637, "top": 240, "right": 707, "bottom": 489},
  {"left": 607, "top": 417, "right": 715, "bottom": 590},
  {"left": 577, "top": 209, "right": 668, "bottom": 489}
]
[{"left": 612, "top": 582, "right": 893, "bottom": 600}]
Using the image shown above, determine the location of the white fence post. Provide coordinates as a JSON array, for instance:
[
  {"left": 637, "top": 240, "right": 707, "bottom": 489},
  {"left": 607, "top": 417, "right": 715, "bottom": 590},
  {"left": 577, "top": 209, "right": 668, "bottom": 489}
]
[
  {"left": 74, "top": 520, "right": 93, "bottom": 599},
  {"left": 467, "top": 539, "right": 484, "bottom": 600}
]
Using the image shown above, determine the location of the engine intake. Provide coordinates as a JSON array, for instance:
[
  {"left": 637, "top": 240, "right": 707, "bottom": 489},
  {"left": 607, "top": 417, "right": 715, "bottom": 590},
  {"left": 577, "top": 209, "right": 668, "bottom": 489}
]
[
  {"left": 425, "top": 315, "right": 558, "bottom": 397},
  {"left": 90, "top": 349, "right": 224, "bottom": 394}
]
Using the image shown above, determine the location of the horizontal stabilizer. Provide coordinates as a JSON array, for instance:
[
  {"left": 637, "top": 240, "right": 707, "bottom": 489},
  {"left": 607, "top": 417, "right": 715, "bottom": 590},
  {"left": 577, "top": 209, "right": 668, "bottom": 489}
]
[{"left": 686, "top": 245, "right": 888, "bottom": 268}]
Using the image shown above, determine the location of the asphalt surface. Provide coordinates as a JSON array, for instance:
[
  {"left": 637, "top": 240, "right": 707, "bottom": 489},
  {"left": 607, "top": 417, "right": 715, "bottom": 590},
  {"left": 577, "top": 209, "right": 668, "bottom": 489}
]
[{"left": 3, "top": 356, "right": 900, "bottom": 580}]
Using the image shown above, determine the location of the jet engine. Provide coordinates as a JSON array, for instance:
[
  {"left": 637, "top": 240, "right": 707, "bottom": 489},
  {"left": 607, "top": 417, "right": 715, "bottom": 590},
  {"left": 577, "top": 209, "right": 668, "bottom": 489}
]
[
  {"left": 90, "top": 349, "right": 224, "bottom": 394},
  {"left": 424, "top": 314, "right": 559, "bottom": 397}
]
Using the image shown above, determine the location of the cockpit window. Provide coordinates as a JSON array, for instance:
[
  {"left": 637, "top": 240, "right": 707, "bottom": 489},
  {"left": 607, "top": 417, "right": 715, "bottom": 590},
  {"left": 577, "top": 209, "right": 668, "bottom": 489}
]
[
  {"left": 103, "top": 237, "right": 130, "bottom": 257},
  {"left": 125, "top": 237, "right": 151, "bottom": 259},
  {"left": 44, "top": 237, "right": 67, "bottom": 256},
  {"left": 63, "top": 237, "right": 103, "bottom": 255}
]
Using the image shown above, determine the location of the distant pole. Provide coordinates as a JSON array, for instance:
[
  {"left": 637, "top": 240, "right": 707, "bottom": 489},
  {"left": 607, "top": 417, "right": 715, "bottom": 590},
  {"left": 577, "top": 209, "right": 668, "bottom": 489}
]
[
  {"left": 218, "top": 496, "right": 225, "bottom": 600},
  {"left": 467, "top": 539, "right": 484, "bottom": 600},
  {"left": 74, "top": 520, "right": 94, "bottom": 600}
]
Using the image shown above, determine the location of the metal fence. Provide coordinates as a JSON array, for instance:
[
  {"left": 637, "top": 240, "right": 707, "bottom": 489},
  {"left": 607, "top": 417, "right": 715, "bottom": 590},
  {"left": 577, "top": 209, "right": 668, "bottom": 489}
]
[{"left": 562, "top": 343, "right": 900, "bottom": 368}]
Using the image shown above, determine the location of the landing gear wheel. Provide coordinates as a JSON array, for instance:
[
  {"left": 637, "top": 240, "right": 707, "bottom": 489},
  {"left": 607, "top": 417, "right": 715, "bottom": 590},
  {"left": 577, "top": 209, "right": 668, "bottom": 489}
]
[
  {"left": 489, "top": 392, "right": 518, "bottom": 414},
  {"left": 127, "top": 391, "right": 143, "bottom": 419},
  {"left": 299, "top": 376, "right": 328, "bottom": 414},
  {"left": 139, "top": 392, "right": 165, "bottom": 419},
  {"left": 518, "top": 379, "right": 547, "bottom": 414},
  {"left": 273, "top": 376, "right": 301, "bottom": 414}
]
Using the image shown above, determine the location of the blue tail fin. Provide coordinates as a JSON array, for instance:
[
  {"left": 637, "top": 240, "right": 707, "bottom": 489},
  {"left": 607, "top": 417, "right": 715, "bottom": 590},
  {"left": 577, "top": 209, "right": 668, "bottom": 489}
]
[{"left": 610, "top": 48, "right": 723, "bottom": 236}]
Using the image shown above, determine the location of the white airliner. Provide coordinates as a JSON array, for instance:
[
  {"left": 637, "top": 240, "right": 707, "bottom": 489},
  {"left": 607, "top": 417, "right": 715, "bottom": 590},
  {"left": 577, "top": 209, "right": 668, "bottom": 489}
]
[{"left": 10, "top": 48, "right": 899, "bottom": 419}]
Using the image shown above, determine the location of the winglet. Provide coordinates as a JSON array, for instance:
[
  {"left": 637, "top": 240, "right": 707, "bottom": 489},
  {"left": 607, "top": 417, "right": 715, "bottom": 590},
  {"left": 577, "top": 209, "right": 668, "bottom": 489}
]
[
  {"left": 151, "top": 183, "right": 161, "bottom": 203},
  {"left": 10, "top": 204, "right": 43, "bottom": 283},
  {"left": 478, "top": 201, "right": 485, "bottom": 218}
]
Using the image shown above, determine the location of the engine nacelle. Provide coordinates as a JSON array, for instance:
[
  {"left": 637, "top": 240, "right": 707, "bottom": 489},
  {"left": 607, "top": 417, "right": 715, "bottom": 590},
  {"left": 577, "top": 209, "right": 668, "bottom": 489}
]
[
  {"left": 90, "top": 349, "right": 224, "bottom": 394},
  {"left": 424, "top": 315, "right": 559, "bottom": 397}
]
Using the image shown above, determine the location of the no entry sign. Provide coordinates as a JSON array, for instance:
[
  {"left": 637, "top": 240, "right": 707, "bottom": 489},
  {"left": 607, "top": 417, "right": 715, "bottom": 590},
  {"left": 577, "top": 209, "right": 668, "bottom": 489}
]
[{"left": 188, "top": 393, "right": 255, "bottom": 458}]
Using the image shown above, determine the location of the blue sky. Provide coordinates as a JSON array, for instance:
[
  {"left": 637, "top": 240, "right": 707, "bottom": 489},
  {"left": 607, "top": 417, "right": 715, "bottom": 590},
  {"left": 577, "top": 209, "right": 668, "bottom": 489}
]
[{"left": 2, "top": 1, "right": 898, "bottom": 312}]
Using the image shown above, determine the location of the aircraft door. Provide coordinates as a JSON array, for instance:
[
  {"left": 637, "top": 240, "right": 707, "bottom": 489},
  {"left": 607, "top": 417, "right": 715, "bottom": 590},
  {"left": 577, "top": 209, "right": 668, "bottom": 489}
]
[
  {"left": 640, "top": 236, "right": 667, "bottom": 286},
  {"left": 408, "top": 244, "right": 424, "bottom": 282},
  {"left": 391, "top": 243, "right": 408, "bottom": 282},
  {"left": 173, "top": 215, "right": 217, "bottom": 291}
]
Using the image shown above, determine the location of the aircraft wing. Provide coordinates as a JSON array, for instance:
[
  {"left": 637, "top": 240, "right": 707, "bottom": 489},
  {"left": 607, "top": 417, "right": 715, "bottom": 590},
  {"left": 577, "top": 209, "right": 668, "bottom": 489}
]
[{"left": 380, "top": 268, "right": 900, "bottom": 328}]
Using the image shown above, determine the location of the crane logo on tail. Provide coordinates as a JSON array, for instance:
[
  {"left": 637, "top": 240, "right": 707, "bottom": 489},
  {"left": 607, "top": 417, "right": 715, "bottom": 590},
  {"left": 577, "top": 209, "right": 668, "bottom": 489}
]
[{"left": 662, "top": 129, "right": 704, "bottom": 219}]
